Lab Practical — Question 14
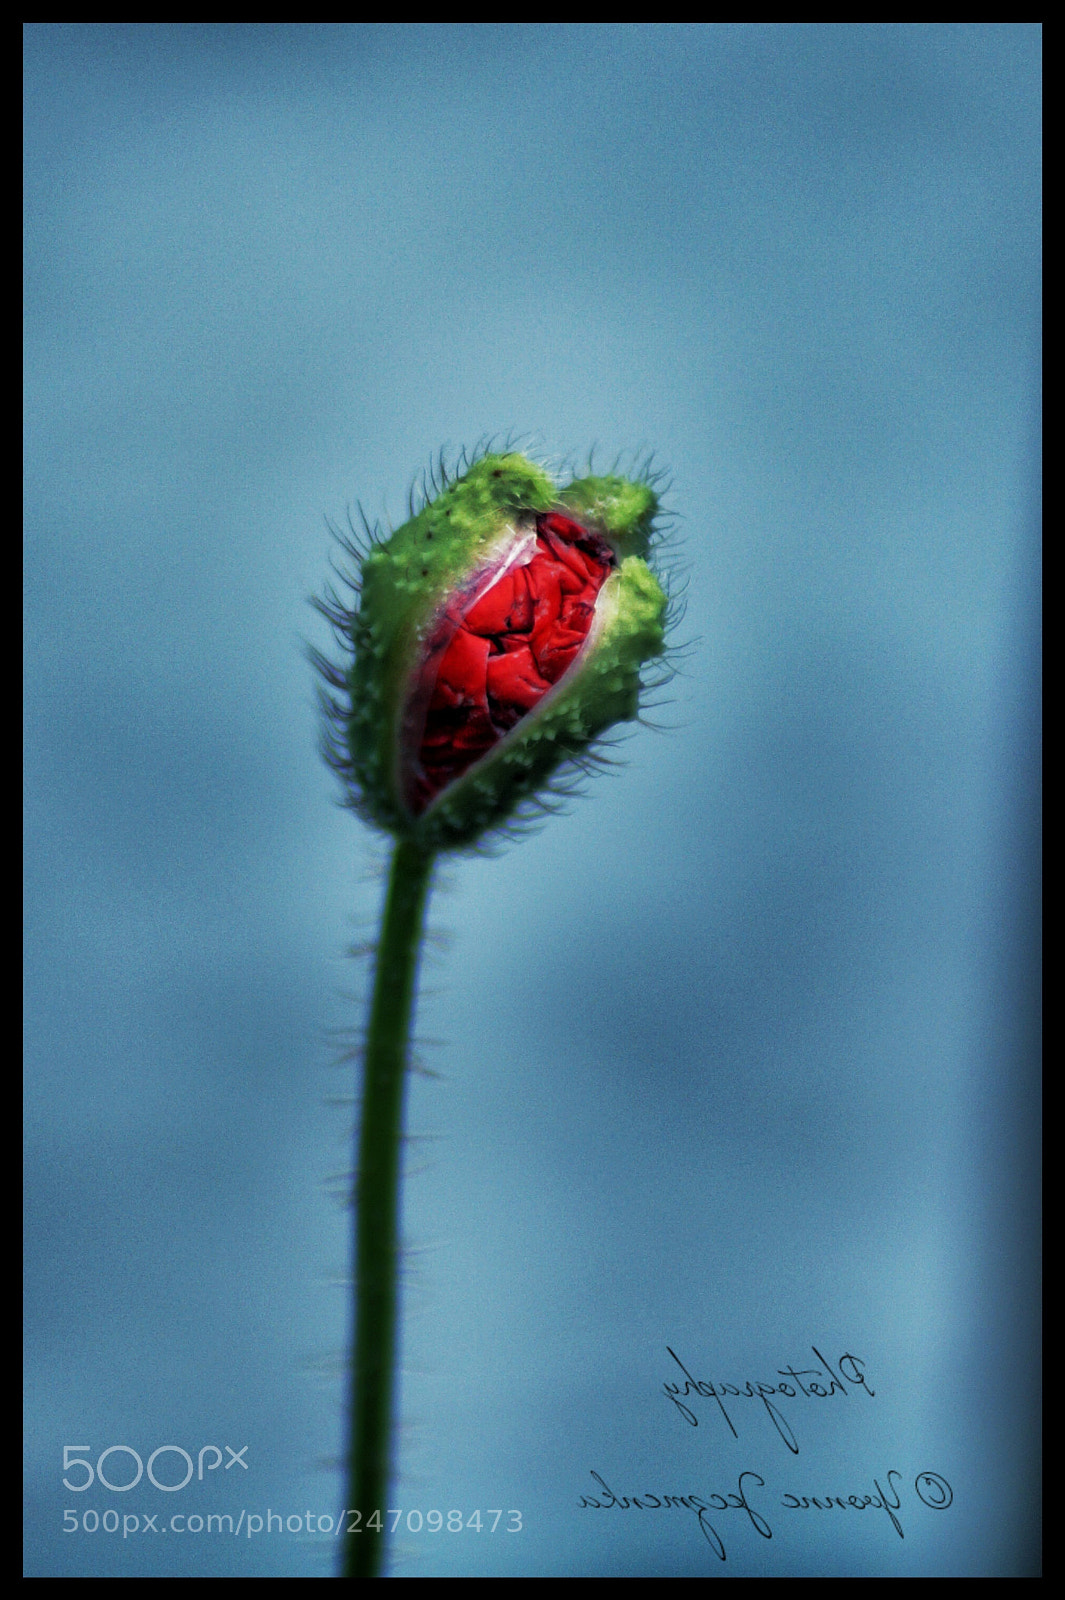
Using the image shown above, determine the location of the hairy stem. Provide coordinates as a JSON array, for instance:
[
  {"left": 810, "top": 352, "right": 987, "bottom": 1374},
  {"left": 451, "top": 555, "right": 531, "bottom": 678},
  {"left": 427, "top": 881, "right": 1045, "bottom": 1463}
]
[{"left": 343, "top": 837, "right": 435, "bottom": 1578}]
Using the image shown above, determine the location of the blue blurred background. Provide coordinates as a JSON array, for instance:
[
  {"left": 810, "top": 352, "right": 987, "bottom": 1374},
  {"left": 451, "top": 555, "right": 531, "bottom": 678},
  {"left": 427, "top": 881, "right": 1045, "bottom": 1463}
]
[{"left": 24, "top": 24, "right": 1039, "bottom": 1577}]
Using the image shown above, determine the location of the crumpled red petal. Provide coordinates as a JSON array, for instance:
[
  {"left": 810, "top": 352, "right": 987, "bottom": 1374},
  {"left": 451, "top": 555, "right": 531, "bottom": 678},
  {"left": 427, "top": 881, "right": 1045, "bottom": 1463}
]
[{"left": 403, "top": 512, "right": 616, "bottom": 814}]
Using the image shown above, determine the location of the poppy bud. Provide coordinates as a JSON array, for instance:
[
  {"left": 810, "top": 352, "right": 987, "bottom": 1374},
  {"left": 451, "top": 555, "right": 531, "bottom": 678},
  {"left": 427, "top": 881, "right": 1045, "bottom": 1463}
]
[{"left": 317, "top": 451, "right": 669, "bottom": 851}]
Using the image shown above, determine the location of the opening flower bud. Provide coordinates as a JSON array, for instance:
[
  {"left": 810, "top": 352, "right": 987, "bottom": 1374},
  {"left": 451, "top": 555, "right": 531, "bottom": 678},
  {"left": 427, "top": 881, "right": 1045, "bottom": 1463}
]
[{"left": 318, "top": 452, "right": 669, "bottom": 850}]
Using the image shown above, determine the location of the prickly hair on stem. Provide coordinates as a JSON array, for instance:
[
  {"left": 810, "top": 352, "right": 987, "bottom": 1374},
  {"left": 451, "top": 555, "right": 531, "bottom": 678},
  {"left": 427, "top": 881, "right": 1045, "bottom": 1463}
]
[{"left": 312, "top": 444, "right": 673, "bottom": 853}]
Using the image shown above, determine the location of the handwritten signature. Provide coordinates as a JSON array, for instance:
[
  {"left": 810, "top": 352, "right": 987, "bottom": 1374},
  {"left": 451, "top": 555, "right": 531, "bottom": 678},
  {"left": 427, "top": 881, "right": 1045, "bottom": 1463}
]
[
  {"left": 663, "top": 1345, "right": 875, "bottom": 1454},
  {"left": 579, "top": 1467, "right": 952, "bottom": 1561}
]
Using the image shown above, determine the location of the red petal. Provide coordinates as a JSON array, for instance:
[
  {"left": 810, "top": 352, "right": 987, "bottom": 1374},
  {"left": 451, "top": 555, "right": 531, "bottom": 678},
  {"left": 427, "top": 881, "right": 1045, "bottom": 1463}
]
[
  {"left": 538, "top": 529, "right": 593, "bottom": 587},
  {"left": 463, "top": 567, "right": 534, "bottom": 635},
  {"left": 486, "top": 646, "right": 553, "bottom": 713},
  {"left": 537, "top": 511, "right": 588, "bottom": 544},
  {"left": 429, "top": 629, "right": 491, "bottom": 711},
  {"left": 560, "top": 595, "right": 595, "bottom": 631},
  {"left": 405, "top": 511, "right": 615, "bottom": 814},
  {"left": 532, "top": 627, "right": 588, "bottom": 683}
]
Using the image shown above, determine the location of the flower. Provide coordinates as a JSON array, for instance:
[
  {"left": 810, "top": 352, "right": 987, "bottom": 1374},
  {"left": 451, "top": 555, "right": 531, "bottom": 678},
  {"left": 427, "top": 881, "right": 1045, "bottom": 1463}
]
[{"left": 315, "top": 451, "right": 669, "bottom": 851}]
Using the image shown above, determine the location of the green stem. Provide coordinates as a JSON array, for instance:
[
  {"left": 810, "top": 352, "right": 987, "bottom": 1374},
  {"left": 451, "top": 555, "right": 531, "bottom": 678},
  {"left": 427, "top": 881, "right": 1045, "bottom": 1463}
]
[{"left": 343, "top": 836, "right": 435, "bottom": 1579}]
